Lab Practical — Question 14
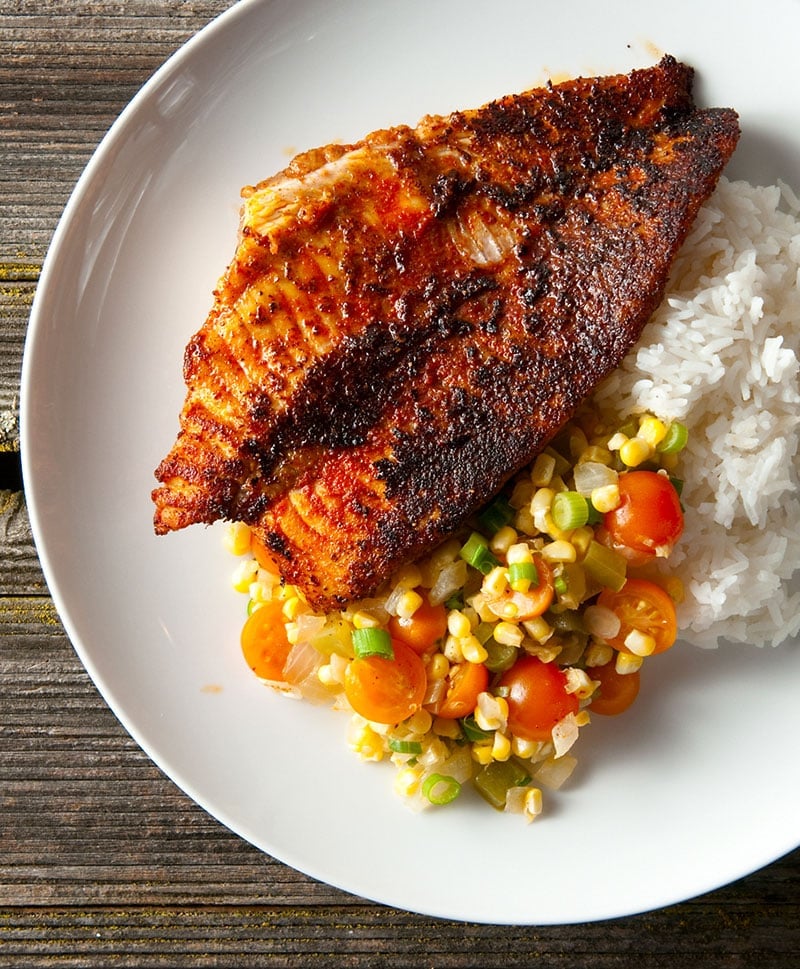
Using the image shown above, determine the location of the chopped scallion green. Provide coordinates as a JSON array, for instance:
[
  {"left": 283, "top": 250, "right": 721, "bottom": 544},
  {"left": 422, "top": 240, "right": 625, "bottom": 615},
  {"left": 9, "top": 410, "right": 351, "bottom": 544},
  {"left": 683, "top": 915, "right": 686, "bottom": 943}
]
[
  {"left": 422, "top": 772, "right": 462, "bottom": 806},
  {"left": 459, "top": 531, "right": 500, "bottom": 575},
  {"left": 387, "top": 738, "right": 423, "bottom": 755},
  {"left": 460, "top": 714, "right": 493, "bottom": 743},
  {"left": 657, "top": 421, "right": 689, "bottom": 454},
  {"left": 477, "top": 496, "right": 515, "bottom": 533},
  {"left": 351, "top": 626, "right": 394, "bottom": 660},
  {"left": 508, "top": 561, "right": 539, "bottom": 587},
  {"left": 551, "top": 491, "right": 590, "bottom": 530}
]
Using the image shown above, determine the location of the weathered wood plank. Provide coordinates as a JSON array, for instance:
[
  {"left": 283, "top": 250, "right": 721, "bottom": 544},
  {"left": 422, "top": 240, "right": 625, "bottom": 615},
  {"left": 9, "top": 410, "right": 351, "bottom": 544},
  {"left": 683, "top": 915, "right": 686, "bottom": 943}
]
[{"left": 0, "top": 890, "right": 798, "bottom": 969}]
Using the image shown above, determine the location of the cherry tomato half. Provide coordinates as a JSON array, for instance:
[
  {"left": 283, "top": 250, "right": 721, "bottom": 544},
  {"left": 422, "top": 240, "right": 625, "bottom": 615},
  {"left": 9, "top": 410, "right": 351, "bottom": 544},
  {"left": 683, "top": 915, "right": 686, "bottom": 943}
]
[
  {"left": 344, "top": 639, "right": 427, "bottom": 724},
  {"left": 488, "top": 555, "right": 555, "bottom": 621},
  {"left": 597, "top": 578, "right": 678, "bottom": 655},
  {"left": 388, "top": 594, "right": 448, "bottom": 655},
  {"left": 240, "top": 599, "right": 292, "bottom": 681},
  {"left": 497, "top": 655, "right": 579, "bottom": 742},
  {"left": 436, "top": 662, "right": 490, "bottom": 719},
  {"left": 588, "top": 660, "right": 641, "bottom": 716},
  {"left": 604, "top": 470, "right": 684, "bottom": 558}
]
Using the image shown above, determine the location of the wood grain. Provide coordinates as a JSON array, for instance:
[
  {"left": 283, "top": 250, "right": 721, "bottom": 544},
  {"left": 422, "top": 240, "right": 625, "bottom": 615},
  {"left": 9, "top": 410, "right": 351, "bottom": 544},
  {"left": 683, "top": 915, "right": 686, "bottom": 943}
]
[{"left": 1, "top": 0, "right": 798, "bottom": 965}]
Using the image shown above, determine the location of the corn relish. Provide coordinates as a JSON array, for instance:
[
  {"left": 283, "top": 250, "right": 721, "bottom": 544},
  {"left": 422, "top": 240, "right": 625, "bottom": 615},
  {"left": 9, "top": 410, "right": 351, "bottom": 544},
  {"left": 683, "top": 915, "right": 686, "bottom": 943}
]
[{"left": 228, "top": 409, "right": 687, "bottom": 821}]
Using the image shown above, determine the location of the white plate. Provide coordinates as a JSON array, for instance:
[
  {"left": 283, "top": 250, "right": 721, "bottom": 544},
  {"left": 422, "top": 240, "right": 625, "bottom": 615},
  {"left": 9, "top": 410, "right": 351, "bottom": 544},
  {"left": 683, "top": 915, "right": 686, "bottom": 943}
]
[{"left": 21, "top": 0, "right": 800, "bottom": 925}]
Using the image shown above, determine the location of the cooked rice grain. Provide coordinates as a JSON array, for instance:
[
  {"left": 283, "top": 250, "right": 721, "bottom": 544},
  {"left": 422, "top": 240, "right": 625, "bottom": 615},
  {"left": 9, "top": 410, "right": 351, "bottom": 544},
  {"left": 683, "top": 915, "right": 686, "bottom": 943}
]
[{"left": 592, "top": 177, "right": 800, "bottom": 647}]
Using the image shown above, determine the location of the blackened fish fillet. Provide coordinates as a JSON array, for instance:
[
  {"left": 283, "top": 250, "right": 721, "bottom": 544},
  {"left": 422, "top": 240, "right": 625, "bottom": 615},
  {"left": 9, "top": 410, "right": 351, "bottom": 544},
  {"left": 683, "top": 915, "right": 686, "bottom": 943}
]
[{"left": 152, "top": 56, "right": 739, "bottom": 609}]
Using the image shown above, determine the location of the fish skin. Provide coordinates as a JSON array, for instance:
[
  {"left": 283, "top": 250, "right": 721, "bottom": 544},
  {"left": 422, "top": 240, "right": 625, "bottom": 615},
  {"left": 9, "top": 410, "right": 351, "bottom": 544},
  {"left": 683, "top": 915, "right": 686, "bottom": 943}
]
[{"left": 153, "top": 56, "right": 739, "bottom": 609}]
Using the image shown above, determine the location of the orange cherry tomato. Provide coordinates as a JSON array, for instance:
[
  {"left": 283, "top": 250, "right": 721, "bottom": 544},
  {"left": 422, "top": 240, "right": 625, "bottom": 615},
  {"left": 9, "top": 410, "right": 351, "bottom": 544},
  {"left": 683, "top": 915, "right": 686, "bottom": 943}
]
[
  {"left": 344, "top": 639, "right": 427, "bottom": 724},
  {"left": 250, "top": 533, "right": 282, "bottom": 575},
  {"left": 436, "top": 662, "right": 490, "bottom": 719},
  {"left": 240, "top": 599, "right": 292, "bottom": 681},
  {"left": 604, "top": 470, "right": 684, "bottom": 558},
  {"left": 489, "top": 555, "right": 555, "bottom": 621},
  {"left": 497, "top": 655, "right": 579, "bottom": 742},
  {"left": 588, "top": 661, "right": 641, "bottom": 716},
  {"left": 388, "top": 594, "right": 448, "bottom": 655},
  {"left": 597, "top": 578, "right": 678, "bottom": 654}
]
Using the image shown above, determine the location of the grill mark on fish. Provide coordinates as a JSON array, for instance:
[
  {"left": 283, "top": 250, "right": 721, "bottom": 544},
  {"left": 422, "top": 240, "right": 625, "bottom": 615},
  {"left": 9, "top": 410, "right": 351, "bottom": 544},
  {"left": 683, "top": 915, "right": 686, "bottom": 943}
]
[{"left": 153, "top": 56, "right": 739, "bottom": 607}]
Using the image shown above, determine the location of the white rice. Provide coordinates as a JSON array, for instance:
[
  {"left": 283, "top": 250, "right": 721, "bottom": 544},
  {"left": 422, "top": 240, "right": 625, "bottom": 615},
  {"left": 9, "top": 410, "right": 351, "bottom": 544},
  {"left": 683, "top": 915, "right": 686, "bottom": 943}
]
[{"left": 592, "top": 177, "right": 800, "bottom": 648}]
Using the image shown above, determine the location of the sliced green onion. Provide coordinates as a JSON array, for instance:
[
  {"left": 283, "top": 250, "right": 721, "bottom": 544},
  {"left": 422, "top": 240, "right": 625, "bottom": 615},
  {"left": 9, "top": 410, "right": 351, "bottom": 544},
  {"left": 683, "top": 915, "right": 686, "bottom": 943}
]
[
  {"left": 585, "top": 502, "right": 603, "bottom": 526},
  {"left": 508, "top": 561, "right": 539, "bottom": 587},
  {"left": 473, "top": 759, "right": 532, "bottom": 810},
  {"left": 669, "top": 476, "right": 684, "bottom": 497},
  {"left": 351, "top": 626, "right": 394, "bottom": 660},
  {"left": 553, "top": 574, "right": 568, "bottom": 596},
  {"left": 582, "top": 541, "right": 627, "bottom": 591},
  {"left": 551, "top": 491, "right": 590, "bottom": 530},
  {"left": 477, "top": 496, "right": 515, "bottom": 533},
  {"left": 460, "top": 714, "right": 493, "bottom": 743},
  {"left": 388, "top": 738, "right": 423, "bottom": 755},
  {"left": 444, "top": 591, "right": 465, "bottom": 611},
  {"left": 657, "top": 421, "right": 689, "bottom": 454},
  {"left": 422, "top": 773, "right": 462, "bottom": 806},
  {"left": 459, "top": 531, "right": 500, "bottom": 575}
]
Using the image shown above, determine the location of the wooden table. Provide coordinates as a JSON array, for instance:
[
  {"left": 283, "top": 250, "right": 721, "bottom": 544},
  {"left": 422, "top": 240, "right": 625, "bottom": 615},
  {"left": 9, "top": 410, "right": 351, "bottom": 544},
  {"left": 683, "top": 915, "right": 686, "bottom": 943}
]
[{"left": 1, "top": 2, "right": 798, "bottom": 964}]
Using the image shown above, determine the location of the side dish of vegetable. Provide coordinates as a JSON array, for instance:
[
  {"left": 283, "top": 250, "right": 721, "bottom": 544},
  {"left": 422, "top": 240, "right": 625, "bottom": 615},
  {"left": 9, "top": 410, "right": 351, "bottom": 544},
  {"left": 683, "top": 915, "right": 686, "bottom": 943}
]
[{"left": 226, "top": 409, "right": 687, "bottom": 821}]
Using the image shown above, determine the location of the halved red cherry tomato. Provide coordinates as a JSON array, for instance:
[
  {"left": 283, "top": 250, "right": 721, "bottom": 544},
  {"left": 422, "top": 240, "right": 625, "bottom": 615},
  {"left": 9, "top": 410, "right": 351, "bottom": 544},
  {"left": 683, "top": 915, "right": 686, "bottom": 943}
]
[
  {"left": 344, "top": 639, "right": 427, "bottom": 724},
  {"left": 497, "top": 655, "right": 578, "bottom": 742},
  {"left": 436, "top": 662, "right": 490, "bottom": 719},
  {"left": 604, "top": 470, "right": 683, "bottom": 557},
  {"left": 597, "top": 578, "right": 678, "bottom": 654},
  {"left": 588, "top": 660, "right": 641, "bottom": 716},
  {"left": 388, "top": 594, "right": 448, "bottom": 655},
  {"left": 240, "top": 599, "right": 292, "bottom": 681}
]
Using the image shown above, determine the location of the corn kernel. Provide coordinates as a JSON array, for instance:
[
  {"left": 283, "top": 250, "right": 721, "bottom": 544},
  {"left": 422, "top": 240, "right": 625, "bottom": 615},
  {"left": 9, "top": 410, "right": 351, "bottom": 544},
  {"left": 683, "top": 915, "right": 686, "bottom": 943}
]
[
  {"left": 522, "top": 615, "right": 553, "bottom": 643},
  {"left": 514, "top": 506, "right": 539, "bottom": 537},
  {"left": 524, "top": 787, "right": 544, "bottom": 821},
  {"left": 615, "top": 651, "right": 644, "bottom": 675},
  {"left": 432, "top": 716, "right": 462, "bottom": 739},
  {"left": 623, "top": 629, "right": 657, "bottom": 656},
  {"left": 471, "top": 743, "right": 494, "bottom": 765},
  {"left": 447, "top": 609, "right": 472, "bottom": 638},
  {"left": 396, "top": 589, "right": 423, "bottom": 620},
  {"left": 405, "top": 708, "right": 433, "bottom": 735},
  {"left": 281, "top": 596, "right": 304, "bottom": 621},
  {"left": 461, "top": 635, "right": 489, "bottom": 664},
  {"left": 231, "top": 559, "right": 259, "bottom": 593},
  {"left": 475, "top": 692, "right": 509, "bottom": 732},
  {"left": 492, "top": 731, "right": 512, "bottom": 762},
  {"left": 530, "top": 487, "right": 555, "bottom": 531},
  {"left": 512, "top": 736, "right": 541, "bottom": 759},
  {"left": 607, "top": 432, "right": 628, "bottom": 451},
  {"left": 638, "top": 414, "right": 668, "bottom": 448},
  {"left": 493, "top": 621, "right": 524, "bottom": 647},
  {"left": 584, "top": 641, "right": 615, "bottom": 667},
  {"left": 542, "top": 540, "right": 576, "bottom": 563},
  {"left": 507, "top": 542, "right": 534, "bottom": 565},
  {"left": 482, "top": 566, "right": 509, "bottom": 598},
  {"left": 619, "top": 436, "right": 652, "bottom": 467},
  {"left": 564, "top": 667, "right": 596, "bottom": 698},
  {"left": 223, "top": 521, "right": 252, "bottom": 557},
  {"left": 427, "top": 652, "right": 450, "bottom": 681},
  {"left": 591, "top": 484, "right": 621, "bottom": 513},
  {"left": 530, "top": 451, "right": 556, "bottom": 487},
  {"left": 348, "top": 721, "right": 385, "bottom": 761},
  {"left": 575, "top": 710, "right": 591, "bottom": 727},
  {"left": 570, "top": 526, "right": 594, "bottom": 558},
  {"left": 352, "top": 610, "right": 380, "bottom": 630},
  {"left": 443, "top": 634, "right": 464, "bottom": 663},
  {"left": 317, "top": 664, "right": 336, "bottom": 687},
  {"left": 394, "top": 766, "right": 422, "bottom": 797},
  {"left": 490, "top": 525, "right": 518, "bottom": 556}
]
